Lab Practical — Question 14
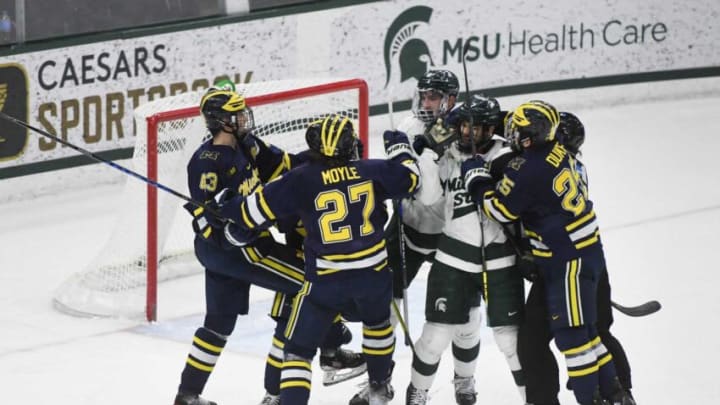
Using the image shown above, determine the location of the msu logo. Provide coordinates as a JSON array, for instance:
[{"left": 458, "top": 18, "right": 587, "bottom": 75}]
[
  {"left": 434, "top": 297, "right": 447, "bottom": 313},
  {"left": 383, "top": 6, "right": 434, "bottom": 88}
]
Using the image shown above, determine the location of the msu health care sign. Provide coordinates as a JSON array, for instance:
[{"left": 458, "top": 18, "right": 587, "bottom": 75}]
[{"left": 0, "top": 0, "right": 717, "bottom": 173}]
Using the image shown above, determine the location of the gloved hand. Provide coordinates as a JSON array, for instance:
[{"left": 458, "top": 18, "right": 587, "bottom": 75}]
[
  {"left": 223, "top": 222, "right": 260, "bottom": 247},
  {"left": 426, "top": 118, "right": 457, "bottom": 155},
  {"left": 356, "top": 136, "right": 365, "bottom": 159},
  {"left": 412, "top": 134, "right": 430, "bottom": 155},
  {"left": 383, "top": 130, "right": 413, "bottom": 160},
  {"left": 183, "top": 188, "right": 237, "bottom": 239},
  {"left": 460, "top": 156, "right": 493, "bottom": 195},
  {"left": 517, "top": 252, "right": 539, "bottom": 282}
]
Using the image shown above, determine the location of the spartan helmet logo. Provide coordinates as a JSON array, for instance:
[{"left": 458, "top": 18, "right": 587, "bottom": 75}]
[
  {"left": 434, "top": 297, "right": 447, "bottom": 313},
  {"left": 383, "top": 6, "right": 434, "bottom": 88}
]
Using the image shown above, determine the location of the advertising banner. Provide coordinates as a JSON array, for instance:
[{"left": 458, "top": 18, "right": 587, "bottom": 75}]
[{"left": 0, "top": 0, "right": 717, "bottom": 174}]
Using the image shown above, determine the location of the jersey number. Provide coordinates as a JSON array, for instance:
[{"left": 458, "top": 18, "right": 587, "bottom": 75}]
[
  {"left": 553, "top": 168, "right": 586, "bottom": 216},
  {"left": 199, "top": 172, "right": 218, "bottom": 192},
  {"left": 315, "top": 181, "right": 375, "bottom": 243}
]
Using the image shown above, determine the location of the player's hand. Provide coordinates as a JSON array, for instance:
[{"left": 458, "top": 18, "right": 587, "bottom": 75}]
[
  {"left": 223, "top": 223, "right": 260, "bottom": 247},
  {"left": 412, "top": 134, "right": 429, "bottom": 155},
  {"left": 383, "top": 130, "right": 413, "bottom": 160},
  {"left": 183, "top": 201, "right": 225, "bottom": 239},
  {"left": 356, "top": 136, "right": 365, "bottom": 159},
  {"left": 461, "top": 156, "right": 493, "bottom": 194},
  {"left": 517, "top": 252, "right": 539, "bottom": 282}
]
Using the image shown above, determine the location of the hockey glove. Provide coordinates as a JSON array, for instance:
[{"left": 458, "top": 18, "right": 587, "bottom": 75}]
[
  {"left": 412, "top": 134, "right": 429, "bottom": 155},
  {"left": 184, "top": 201, "right": 224, "bottom": 240},
  {"left": 383, "top": 130, "right": 413, "bottom": 161},
  {"left": 223, "top": 222, "right": 260, "bottom": 247},
  {"left": 461, "top": 156, "right": 494, "bottom": 195},
  {"left": 425, "top": 118, "right": 457, "bottom": 155},
  {"left": 356, "top": 136, "right": 365, "bottom": 159}
]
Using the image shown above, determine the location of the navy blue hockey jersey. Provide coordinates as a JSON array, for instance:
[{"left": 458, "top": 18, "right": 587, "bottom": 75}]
[
  {"left": 186, "top": 134, "right": 301, "bottom": 245},
  {"left": 477, "top": 141, "right": 600, "bottom": 261},
  {"left": 224, "top": 158, "right": 420, "bottom": 280}
]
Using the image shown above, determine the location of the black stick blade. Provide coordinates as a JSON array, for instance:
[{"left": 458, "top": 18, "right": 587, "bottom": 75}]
[{"left": 611, "top": 300, "right": 662, "bottom": 317}]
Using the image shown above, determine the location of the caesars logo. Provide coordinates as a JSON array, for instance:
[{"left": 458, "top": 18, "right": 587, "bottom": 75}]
[
  {"left": 0, "top": 64, "right": 28, "bottom": 161},
  {"left": 383, "top": 6, "right": 434, "bottom": 88}
]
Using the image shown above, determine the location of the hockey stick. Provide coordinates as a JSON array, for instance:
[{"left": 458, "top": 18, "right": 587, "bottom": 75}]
[
  {"left": 500, "top": 223, "right": 662, "bottom": 318},
  {"left": 0, "top": 111, "right": 227, "bottom": 220},
  {"left": 611, "top": 300, "right": 661, "bottom": 317},
  {"left": 460, "top": 43, "right": 490, "bottom": 287},
  {"left": 388, "top": 89, "right": 413, "bottom": 347}
]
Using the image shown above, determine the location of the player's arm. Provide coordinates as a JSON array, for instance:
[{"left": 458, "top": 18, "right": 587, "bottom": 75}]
[
  {"left": 184, "top": 154, "right": 240, "bottom": 247},
  {"left": 241, "top": 134, "right": 294, "bottom": 182},
  {"left": 219, "top": 171, "right": 298, "bottom": 232},
  {"left": 461, "top": 155, "right": 530, "bottom": 224},
  {"left": 381, "top": 130, "right": 421, "bottom": 200}
]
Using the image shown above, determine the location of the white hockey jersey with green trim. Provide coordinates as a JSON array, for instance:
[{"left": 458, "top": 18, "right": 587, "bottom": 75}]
[{"left": 416, "top": 136, "right": 515, "bottom": 274}]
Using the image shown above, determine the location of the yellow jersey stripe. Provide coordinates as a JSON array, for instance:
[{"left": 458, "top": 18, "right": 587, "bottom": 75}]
[
  {"left": 280, "top": 381, "right": 311, "bottom": 390},
  {"left": 192, "top": 336, "right": 223, "bottom": 353},
  {"left": 186, "top": 357, "right": 214, "bottom": 372},
  {"left": 323, "top": 240, "right": 386, "bottom": 260},
  {"left": 363, "top": 346, "right": 395, "bottom": 356},
  {"left": 566, "top": 210, "right": 595, "bottom": 232},
  {"left": 562, "top": 336, "right": 601, "bottom": 355},
  {"left": 257, "top": 190, "right": 276, "bottom": 221},
  {"left": 363, "top": 326, "right": 393, "bottom": 337}
]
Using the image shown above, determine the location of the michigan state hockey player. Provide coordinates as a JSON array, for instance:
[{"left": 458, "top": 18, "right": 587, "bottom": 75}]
[
  {"left": 462, "top": 100, "right": 635, "bottom": 405},
  {"left": 404, "top": 95, "right": 526, "bottom": 405},
  {"left": 387, "top": 69, "right": 459, "bottom": 328}
]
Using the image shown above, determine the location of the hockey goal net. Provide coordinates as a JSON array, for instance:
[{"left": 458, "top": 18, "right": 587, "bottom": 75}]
[{"left": 53, "top": 78, "right": 369, "bottom": 321}]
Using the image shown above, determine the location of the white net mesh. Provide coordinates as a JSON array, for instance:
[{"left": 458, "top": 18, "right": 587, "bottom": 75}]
[{"left": 53, "top": 78, "right": 365, "bottom": 319}]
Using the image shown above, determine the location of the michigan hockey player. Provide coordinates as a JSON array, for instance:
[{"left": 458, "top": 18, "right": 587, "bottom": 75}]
[
  {"left": 174, "top": 90, "right": 364, "bottom": 405},
  {"left": 206, "top": 115, "right": 421, "bottom": 405},
  {"left": 461, "top": 100, "right": 635, "bottom": 405},
  {"left": 518, "top": 111, "right": 635, "bottom": 405}
]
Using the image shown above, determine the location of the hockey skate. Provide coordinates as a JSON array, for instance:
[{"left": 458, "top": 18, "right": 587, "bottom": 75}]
[
  {"left": 368, "top": 380, "right": 395, "bottom": 405},
  {"left": 453, "top": 374, "right": 477, "bottom": 405},
  {"left": 607, "top": 378, "right": 636, "bottom": 405},
  {"left": 257, "top": 392, "right": 280, "bottom": 405},
  {"left": 320, "top": 348, "right": 367, "bottom": 386},
  {"left": 406, "top": 382, "right": 429, "bottom": 405},
  {"left": 348, "top": 381, "right": 370, "bottom": 405},
  {"left": 174, "top": 392, "right": 217, "bottom": 405},
  {"left": 348, "top": 379, "right": 395, "bottom": 405}
]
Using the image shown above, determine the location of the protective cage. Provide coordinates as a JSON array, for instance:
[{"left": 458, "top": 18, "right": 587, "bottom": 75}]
[{"left": 53, "top": 78, "right": 369, "bottom": 321}]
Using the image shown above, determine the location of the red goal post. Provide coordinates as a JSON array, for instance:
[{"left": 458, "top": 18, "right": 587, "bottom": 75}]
[{"left": 53, "top": 78, "right": 369, "bottom": 321}]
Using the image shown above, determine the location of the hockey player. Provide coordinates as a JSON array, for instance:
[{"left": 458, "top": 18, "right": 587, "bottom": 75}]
[
  {"left": 518, "top": 112, "right": 634, "bottom": 405},
  {"left": 348, "top": 69, "right": 460, "bottom": 405},
  {"left": 405, "top": 95, "right": 526, "bottom": 405},
  {"left": 461, "top": 100, "right": 635, "bottom": 405},
  {"left": 174, "top": 90, "right": 364, "bottom": 405},
  {"left": 388, "top": 69, "right": 459, "bottom": 331},
  {"left": 206, "top": 115, "right": 421, "bottom": 405}
]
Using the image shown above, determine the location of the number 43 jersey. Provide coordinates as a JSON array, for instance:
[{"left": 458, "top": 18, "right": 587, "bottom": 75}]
[
  {"left": 478, "top": 140, "right": 601, "bottom": 262},
  {"left": 228, "top": 158, "right": 420, "bottom": 281}
]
